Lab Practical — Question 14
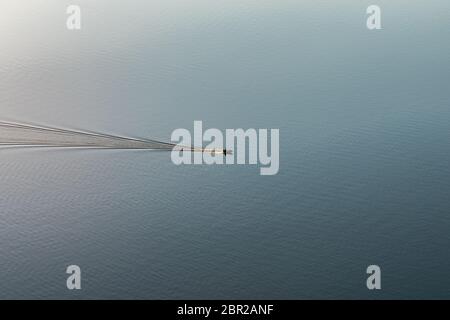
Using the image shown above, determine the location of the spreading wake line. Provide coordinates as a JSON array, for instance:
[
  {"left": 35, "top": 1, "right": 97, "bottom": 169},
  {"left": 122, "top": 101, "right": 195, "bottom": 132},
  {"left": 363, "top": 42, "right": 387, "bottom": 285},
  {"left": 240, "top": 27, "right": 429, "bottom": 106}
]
[
  {"left": 0, "top": 121, "right": 176, "bottom": 150},
  {"left": 0, "top": 121, "right": 230, "bottom": 154}
]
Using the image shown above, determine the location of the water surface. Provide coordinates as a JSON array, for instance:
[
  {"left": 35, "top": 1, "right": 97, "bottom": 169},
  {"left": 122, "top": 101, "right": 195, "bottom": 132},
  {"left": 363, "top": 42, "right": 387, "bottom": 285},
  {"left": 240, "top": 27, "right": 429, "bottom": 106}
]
[{"left": 0, "top": 0, "right": 449, "bottom": 299}]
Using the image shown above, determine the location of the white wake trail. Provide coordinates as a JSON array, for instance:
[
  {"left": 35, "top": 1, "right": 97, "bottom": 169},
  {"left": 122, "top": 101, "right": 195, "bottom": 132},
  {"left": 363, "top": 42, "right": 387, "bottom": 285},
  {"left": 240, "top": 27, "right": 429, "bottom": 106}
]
[{"left": 0, "top": 121, "right": 176, "bottom": 150}]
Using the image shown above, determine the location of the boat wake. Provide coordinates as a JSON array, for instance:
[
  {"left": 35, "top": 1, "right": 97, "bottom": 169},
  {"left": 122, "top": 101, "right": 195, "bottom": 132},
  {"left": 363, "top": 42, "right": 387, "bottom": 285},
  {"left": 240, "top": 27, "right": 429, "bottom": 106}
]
[{"left": 0, "top": 121, "right": 176, "bottom": 150}]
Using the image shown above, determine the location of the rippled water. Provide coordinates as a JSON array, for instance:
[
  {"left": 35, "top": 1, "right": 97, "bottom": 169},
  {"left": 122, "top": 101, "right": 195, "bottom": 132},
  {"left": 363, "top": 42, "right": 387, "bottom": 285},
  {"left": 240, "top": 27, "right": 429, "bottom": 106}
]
[
  {"left": 0, "top": 0, "right": 449, "bottom": 299},
  {"left": 0, "top": 121, "right": 176, "bottom": 149}
]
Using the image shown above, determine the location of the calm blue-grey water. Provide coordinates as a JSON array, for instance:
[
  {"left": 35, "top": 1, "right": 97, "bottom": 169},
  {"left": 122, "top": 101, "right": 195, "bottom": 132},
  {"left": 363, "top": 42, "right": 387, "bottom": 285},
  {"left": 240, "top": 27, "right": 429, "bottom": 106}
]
[{"left": 0, "top": 0, "right": 449, "bottom": 299}]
